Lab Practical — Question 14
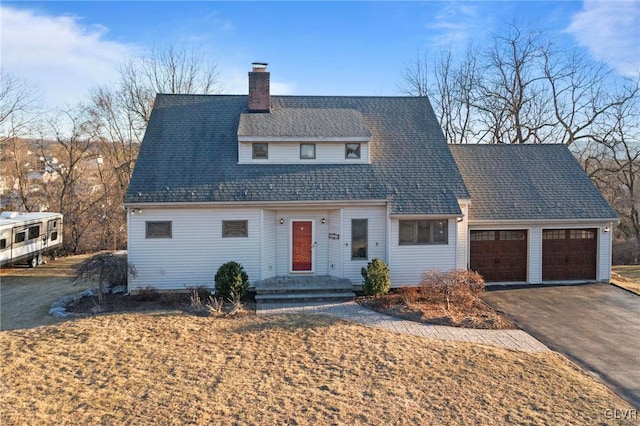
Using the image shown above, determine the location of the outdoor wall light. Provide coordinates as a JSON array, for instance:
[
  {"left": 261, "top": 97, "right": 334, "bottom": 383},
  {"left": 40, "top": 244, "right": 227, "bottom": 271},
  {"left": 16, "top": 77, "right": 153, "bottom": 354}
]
[
  {"left": 603, "top": 226, "right": 610, "bottom": 233},
  {"left": 279, "top": 218, "right": 284, "bottom": 225},
  {"left": 131, "top": 208, "right": 143, "bottom": 215},
  {"left": 321, "top": 218, "right": 326, "bottom": 224}
]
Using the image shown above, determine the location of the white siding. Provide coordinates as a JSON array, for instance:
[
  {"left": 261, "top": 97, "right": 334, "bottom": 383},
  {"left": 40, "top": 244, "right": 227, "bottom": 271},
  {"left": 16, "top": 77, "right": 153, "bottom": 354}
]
[
  {"left": 262, "top": 210, "right": 277, "bottom": 280},
  {"left": 390, "top": 218, "right": 457, "bottom": 287},
  {"left": 342, "top": 207, "right": 387, "bottom": 283},
  {"left": 456, "top": 203, "right": 468, "bottom": 269},
  {"left": 128, "top": 208, "right": 261, "bottom": 291},
  {"left": 239, "top": 142, "right": 369, "bottom": 164},
  {"left": 598, "top": 225, "right": 612, "bottom": 282},
  {"left": 275, "top": 210, "right": 330, "bottom": 276},
  {"left": 327, "top": 209, "right": 342, "bottom": 277},
  {"left": 529, "top": 227, "right": 542, "bottom": 283}
]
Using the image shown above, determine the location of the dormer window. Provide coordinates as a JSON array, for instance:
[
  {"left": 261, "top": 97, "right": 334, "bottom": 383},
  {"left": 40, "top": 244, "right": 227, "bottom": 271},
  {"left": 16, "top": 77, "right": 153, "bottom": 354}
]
[
  {"left": 300, "top": 144, "right": 316, "bottom": 160},
  {"left": 346, "top": 143, "right": 361, "bottom": 159},
  {"left": 252, "top": 143, "right": 268, "bottom": 159}
]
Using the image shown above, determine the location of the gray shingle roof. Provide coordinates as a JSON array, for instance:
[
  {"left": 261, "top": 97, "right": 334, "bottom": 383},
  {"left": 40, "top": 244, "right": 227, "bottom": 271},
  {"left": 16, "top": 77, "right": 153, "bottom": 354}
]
[
  {"left": 238, "top": 108, "right": 371, "bottom": 139},
  {"left": 449, "top": 144, "right": 618, "bottom": 221},
  {"left": 125, "top": 94, "right": 470, "bottom": 215}
]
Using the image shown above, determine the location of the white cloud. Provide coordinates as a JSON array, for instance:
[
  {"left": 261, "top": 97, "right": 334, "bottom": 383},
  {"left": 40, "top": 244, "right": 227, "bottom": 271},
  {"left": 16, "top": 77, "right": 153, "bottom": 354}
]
[
  {"left": 0, "top": 6, "right": 134, "bottom": 110},
  {"left": 427, "top": 4, "right": 482, "bottom": 49},
  {"left": 567, "top": 0, "right": 640, "bottom": 76}
]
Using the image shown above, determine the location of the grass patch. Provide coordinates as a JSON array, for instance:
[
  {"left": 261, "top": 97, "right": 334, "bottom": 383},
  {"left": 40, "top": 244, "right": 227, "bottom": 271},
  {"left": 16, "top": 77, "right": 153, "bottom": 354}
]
[
  {"left": 611, "top": 265, "right": 640, "bottom": 295},
  {"left": 0, "top": 254, "right": 93, "bottom": 330},
  {"left": 1, "top": 313, "right": 633, "bottom": 425}
]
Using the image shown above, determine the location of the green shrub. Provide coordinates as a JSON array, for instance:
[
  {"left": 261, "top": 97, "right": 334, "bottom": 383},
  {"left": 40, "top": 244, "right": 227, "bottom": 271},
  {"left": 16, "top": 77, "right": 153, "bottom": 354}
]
[
  {"left": 214, "top": 261, "right": 249, "bottom": 301},
  {"left": 361, "top": 258, "right": 391, "bottom": 296}
]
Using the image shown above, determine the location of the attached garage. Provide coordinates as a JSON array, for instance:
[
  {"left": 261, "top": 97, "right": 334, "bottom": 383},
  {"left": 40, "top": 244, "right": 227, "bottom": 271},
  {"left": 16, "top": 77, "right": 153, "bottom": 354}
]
[
  {"left": 542, "top": 228, "right": 597, "bottom": 281},
  {"left": 470, "top": 230, "right": 527, "bottom": 282}
]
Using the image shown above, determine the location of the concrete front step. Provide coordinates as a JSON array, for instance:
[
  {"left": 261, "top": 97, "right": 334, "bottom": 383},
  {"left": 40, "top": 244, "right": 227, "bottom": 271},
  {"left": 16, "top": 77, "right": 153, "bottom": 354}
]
[
  {"left": 258, "top": 287, "right": 354, "bottom": 295},
  {"left": 256, "top": 291, "right": 355, "bottom": 305}
]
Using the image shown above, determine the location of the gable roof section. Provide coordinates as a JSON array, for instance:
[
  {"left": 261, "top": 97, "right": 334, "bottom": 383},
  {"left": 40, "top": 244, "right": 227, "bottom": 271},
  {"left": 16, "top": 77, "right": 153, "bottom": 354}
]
[
  {"left": 126, "top": 94, "right": 470, "bottom": 215},
  {"left": 238, "top": 108, "right": 371, "bottom": 140},
  {"left": 449, "top": 144, "right": 618, "bottom": 221}
]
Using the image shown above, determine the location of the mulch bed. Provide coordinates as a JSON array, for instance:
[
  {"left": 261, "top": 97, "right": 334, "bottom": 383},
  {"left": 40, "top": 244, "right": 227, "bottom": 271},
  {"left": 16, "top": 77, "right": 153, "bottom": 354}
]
[
  {"left": 65, "top": 290, "right": 256, "bottom": 318},
  {"left": 357, "top": 290, "right": 516, "bottom": 330}
]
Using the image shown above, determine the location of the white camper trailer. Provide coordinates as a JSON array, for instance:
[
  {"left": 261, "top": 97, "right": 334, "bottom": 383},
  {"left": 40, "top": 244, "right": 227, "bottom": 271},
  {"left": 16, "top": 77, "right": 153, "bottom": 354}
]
[{"left": 0, "top": 211, "right": 63, "bottom": 268}]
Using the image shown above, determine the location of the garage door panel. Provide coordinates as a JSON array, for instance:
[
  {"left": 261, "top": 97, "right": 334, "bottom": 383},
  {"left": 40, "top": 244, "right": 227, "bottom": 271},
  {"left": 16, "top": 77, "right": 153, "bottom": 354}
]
[
  {"left": 470, "top": 230, "right": 527, "bottom": 282},
  {"left": 542, "top": 229, "right": 596, "bottom": 281}
]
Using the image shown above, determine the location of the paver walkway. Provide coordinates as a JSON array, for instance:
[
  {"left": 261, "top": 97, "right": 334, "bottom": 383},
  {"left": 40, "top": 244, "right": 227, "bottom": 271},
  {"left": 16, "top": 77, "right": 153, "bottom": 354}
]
[{"left": 258, "top": 300, "right": 548, "bottom": 353}]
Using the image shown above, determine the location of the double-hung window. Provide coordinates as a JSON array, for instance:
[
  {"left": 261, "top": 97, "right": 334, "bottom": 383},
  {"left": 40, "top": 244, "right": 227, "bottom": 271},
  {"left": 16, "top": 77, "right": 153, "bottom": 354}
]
[
  {"left": 300, "top": 143, "right": 316, "bottom": 160},
  {"left": 252, "top": 143, "right": 268, "bottom": 159}
]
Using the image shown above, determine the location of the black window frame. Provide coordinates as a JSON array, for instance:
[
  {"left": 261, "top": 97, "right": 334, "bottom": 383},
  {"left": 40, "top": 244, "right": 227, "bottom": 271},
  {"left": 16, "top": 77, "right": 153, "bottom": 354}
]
[
  {"left": 300, "top": 143, "right": 316, "bottom": 160},
  {"left": 145, "top": 221, "right": 172, "bottom": 239},
  {"left": 345, "top": 143, "right": 361, "bottom": 159},
  {"left": 14, "top": 231, "right": 26, "bottom": 244},
  {"left": 222, "top": 220, "right": 248, "bottom": 238},
  {"left": 351, "top": 219, "right": 368, "bottom": 260},
  {"left": 28, "top": 225, "right": 40, "bottom": 240},
  {"left": 399, "top": 220, "right": 448, "bottom": 245},
  {"left": 252, "top": 143, "right": 269, "bottom": 159},
  {"left": 0, "top": 238, "right": 6, "bottom": 249}
]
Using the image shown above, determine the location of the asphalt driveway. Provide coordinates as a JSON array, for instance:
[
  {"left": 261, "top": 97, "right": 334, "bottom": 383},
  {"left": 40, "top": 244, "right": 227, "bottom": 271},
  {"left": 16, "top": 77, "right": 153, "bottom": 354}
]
[{"left": 482, "top": 283, "right": 640, "bottom": 408}]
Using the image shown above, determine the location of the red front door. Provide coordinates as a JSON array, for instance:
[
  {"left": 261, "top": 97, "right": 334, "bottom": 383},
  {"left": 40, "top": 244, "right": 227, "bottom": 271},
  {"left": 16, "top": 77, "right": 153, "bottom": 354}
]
[{"left": 292, "top": 221, "right": 312, "bottom": 271}]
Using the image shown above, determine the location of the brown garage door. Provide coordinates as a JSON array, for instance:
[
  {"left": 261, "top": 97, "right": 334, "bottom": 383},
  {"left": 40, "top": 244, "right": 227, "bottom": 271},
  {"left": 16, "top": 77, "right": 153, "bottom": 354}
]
[
  {"left": 470, "top": 230, "right": 527, "bottom": 282},
  {"left": 542, "top": 229, "right": 597, "bottom": 281}
]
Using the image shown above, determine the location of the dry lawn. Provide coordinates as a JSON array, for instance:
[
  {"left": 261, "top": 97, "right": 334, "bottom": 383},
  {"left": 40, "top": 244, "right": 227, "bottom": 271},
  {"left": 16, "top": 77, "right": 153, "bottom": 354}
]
[
  {"left": 1, "top": 313, "right": 634, "bottom": 425},
  {"left": 0, "top": 254, "right": 93, "bottom": 330},
  {"left": 612, "top": 265, "right": 640, "bottom": 295}
]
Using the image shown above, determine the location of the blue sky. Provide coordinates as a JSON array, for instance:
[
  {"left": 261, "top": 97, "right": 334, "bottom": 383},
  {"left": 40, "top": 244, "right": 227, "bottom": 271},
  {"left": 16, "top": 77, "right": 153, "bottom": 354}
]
[{"left": 1, "top": 1, "right": 638, "bottom": 111}]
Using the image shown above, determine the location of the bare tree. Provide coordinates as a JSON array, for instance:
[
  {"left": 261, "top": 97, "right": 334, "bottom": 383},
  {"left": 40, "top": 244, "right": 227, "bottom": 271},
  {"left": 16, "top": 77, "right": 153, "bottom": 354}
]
[
  {"left": 82, "top": 45, "right": 221, "bottom": 252},
  {"left": 400, "top": 21, "right": 640, "bottom": 260},
  {"left": 400, "top": 51, "right": 430, "bottom": 97},
  {"left": 0, "top": 70, "right": 44, "bottom": 210},
  {"left": 38, "top": 107, "right": 103, "bottom": 253},
  {"left": 0, "top": 69, "right": 40, "bottom": 131}
]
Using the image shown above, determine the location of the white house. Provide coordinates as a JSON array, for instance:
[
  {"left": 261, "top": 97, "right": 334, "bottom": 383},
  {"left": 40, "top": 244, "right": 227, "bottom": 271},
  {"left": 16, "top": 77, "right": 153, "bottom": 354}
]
[{"left": 124, "top": 63, "right": 618, "bottom": 295}]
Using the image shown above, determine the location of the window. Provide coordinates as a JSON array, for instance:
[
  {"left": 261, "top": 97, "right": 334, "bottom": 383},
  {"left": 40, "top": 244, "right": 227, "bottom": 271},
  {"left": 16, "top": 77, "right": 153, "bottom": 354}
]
[
  {"left": 300, "top": 143, "right": 316, "bottom": 160},
  {"left": 252, "top": 143, "right": 268, "bottom": 159},
  {"left": 28, "top": 225, "right": 40, "bottom": 240},
  {"left": 0, "top": 239, "right": 6, "bottom": 249},
  {"left": 470, "top": 231, "right": 495, "bottom": 241},
  {"left": 399, "top": 220, "right": 448, "bottom": 245},
  {"left": 543, "top": 230, "right": 565, "bottom": 240},
  {"left": 52, "top": 220, "right": 57, "bottom": 228},
  {"left": 51, "top": 232, "right": 58, "bottom": 241},
  {"left": 499, "top": 231, "right": 526, "bottom": 241},
  {"left": 223, "top": 220, "right": 248, "bottom": 238},
  {"left": 345, "top": 143, "right": 361, "bottom": 159},
  {"left": 145, "top": 221, "right": 172, "bottom": 238},
  {"left": 351, "top": 219, "right": 368, "bottom": 259},
  {"left": 14, "top": 232, "right": 26, "bottom": 244},
  {"left": 570, "top": 229, "right": 595, "bottom": 239}
]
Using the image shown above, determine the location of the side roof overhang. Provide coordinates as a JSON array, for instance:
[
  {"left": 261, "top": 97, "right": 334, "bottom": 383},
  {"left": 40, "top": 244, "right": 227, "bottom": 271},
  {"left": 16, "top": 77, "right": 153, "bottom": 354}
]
[{"left": 449, "top": 144, "right": 619, "bottom": 222}]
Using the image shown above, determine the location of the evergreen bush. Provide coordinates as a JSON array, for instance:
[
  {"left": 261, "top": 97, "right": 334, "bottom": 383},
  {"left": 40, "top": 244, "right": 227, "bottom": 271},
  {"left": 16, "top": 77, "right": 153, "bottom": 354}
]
[
  {"left": 214, "top": 261, "right": 249, "bottom": 301},
  {"left": 361, "top": 258, "right": 391, "bottom": 296}
]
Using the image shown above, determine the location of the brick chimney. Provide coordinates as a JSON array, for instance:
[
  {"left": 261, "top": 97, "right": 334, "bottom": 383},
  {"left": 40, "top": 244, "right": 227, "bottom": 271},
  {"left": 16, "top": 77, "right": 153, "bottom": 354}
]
[{"left": 248, "top": 62, "right": 270, "bottom": 112}]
